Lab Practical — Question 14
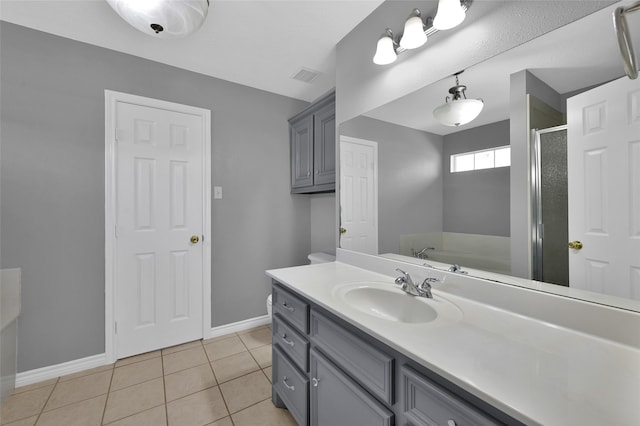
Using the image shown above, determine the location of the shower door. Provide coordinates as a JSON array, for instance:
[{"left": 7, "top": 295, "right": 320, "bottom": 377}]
[{"left": 531, "top": 126, "right": 569, "bottom": 286}]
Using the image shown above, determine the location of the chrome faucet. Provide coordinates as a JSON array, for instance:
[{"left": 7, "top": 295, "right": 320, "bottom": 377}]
[
  {"left": 412, "top": 247, "right": 435, "bottom": 259},
  {"left": 394, "top": 268, "right": 436, "bottom": 299}
]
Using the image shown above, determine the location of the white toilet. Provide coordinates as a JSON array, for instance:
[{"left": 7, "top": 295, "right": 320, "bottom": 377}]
[{"left": 266, "top": 252, "right": 335, "bottom": 320}]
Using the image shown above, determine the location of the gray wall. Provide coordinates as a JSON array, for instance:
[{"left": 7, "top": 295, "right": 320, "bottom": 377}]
[
  {"left": 340, "top": 116, "right": 443, "bottom": 254},
  {"left": 443, "top": 120, "right": 510, "bottom": 237},
  {"left": 310, "top": 194, "right": 336, "bottom": 255},
  {"left": 1, "top": 22, "right": 310, "bottom": 372}
]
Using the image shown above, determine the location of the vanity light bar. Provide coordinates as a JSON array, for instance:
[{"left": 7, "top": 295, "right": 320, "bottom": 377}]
[{"left": 373, "top": 0, "right": 472, "bottom": 65}]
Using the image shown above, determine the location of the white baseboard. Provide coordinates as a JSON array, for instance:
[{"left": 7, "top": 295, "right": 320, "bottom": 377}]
[
  {"left": 209, "top": 314, "right": 271, "bottom": 339},
  {"left": 15, "top": 315, "right": 272, "bottom": 388},
  {"left": 15, "top": 353, "right": 109, "bottom": 388}
]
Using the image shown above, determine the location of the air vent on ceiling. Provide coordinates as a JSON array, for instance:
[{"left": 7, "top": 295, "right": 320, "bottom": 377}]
[{"left": 291, "top": 67, "right": 321, "bottom": 84}]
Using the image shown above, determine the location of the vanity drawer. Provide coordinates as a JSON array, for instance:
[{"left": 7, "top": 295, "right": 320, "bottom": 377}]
[
  {"left": 272, "top": 283, "right": 309, "bottom": 334},
  {"left": 401, "top": 365, "right": 500, "bottom": 426},
  {"left": 273, "top": 313, "right": 309, "bottom": 372},
  {"left": 273, "top": 345, "right": 309, "bottom": 426},
  {"left": 310, "top": 309, "right": 394, "bottom": 405}
]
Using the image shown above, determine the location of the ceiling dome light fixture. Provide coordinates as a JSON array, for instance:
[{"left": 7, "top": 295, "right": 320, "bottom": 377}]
[
  {"left": 373, "top": 29, "right": 398, "bottom": 65},
  {"left": 433, "top": 0, "right": 466, "bottom": 30},
  {"left": 106, "top": 0, "right": 210, "bottom": 39},
  {"left": 433, "top": 72, "right": 483, "bottom": 127},
  {"left": 400, "top": 9, "right": 427, "bottom": 49}
]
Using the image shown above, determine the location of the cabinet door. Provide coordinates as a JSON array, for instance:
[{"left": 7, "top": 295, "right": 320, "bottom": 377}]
[
  {"left": 313, "top": 102, "right": 336, "bottom": 186},
  {"left": 310, "top": 348, "right": 393, "bottom": 426},
  {"left": 290, "top": 115, "right": 314, "bottom": 189},
  {"left": 401, "top": 366, "right": 500, "bottom": 426}
]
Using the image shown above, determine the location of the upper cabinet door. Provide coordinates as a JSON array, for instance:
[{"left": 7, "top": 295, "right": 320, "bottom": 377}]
[
  {"left": 290, "top": 114, "right": 314, "bottom": 189},
  {"left": 313, "top": 102, "right": 336, "bottom": 187},
  {"left": 289, "top": 91, "right": 335, "bottom": 194}
]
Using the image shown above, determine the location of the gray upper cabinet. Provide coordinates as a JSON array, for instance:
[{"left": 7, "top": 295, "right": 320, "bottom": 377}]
[{"left": 289, "top": 91, "right": 335, "bottom": 193}]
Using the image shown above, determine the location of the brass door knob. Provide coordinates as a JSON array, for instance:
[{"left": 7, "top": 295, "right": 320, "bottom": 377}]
[
  {"left": 190, "top": 235, "right": 200, "bottom": 244},
  {"left": 339, "top": 227, "right": 347, "bottom": 234},
  {"left": 568, "top": 240, "right": 583, "bottom": 250}
]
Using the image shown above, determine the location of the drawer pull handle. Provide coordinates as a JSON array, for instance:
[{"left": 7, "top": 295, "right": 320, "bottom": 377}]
[
  {"left": 281, "top": 301, "right": 295, "bottom": 312},
  {"left": 312, "top": 377, "right": 320, "bottom": 387},
  {"left": 447, "top": 420, "right": 457, "bottom": 426},
  {"left": 281, "top": 333, "right": 295, "bottom": 347},
  {"left": 282, "top": 376, "right": 295, "bottom": 391}
]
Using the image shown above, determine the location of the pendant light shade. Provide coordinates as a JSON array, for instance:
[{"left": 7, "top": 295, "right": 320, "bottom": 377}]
[
  {"left": 106, "top": 0, "right": 209, "bottom": 38},
  {"left": 373, "top": 29, "right": 398, "bottom": 65},
  {"left": 433, "top": 73, "right": 483, "bottom": 127},
  {"left": 400, "top": 10, "right": 427, "bottom": 49},
  {"left": 433, "top": 0, "right": 466, "bottom": 30}
]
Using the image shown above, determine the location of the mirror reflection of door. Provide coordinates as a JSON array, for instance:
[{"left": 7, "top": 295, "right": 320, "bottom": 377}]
[
  {"left": 339, "top": 137, "right": 378, "bottom": 255},
  {"left": 567, "top": 75, "right": 640, "bottom": 300}
]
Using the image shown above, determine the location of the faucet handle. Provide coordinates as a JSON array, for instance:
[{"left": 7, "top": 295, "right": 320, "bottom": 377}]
[
  {"left": 394, "top": 268, "right": 409, "bottom": 284},
  {"left": 420, "top": 277, "right": 439, "bottom": 288}
]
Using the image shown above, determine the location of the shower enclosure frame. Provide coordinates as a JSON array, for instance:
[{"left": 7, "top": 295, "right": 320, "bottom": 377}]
[{"left": 530, "top": 124, "right": 568, "bottom": 283}]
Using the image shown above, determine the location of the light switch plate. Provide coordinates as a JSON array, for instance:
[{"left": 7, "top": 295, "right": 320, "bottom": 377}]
[{"left": 214, "top": 186, "right": 223, "bottom": 199}]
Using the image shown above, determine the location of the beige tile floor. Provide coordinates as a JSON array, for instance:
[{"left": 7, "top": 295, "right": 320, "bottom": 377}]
[{"left": 1, "top": 326, "right": 297, "bottom": 426}]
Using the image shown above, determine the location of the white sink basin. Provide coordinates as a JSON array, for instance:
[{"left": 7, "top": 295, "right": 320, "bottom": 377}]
[{"left": 333, "top": 282, "right": 462, "bottom": 324}]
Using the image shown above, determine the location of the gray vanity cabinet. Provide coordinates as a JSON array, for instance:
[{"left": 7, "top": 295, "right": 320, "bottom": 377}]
[
  {"left": 271, "top": 281, "right": 519, "bottom": 426},
  {"left": 310, "top": 348, "right": 394, "bottom": 426},
  {"left": 289, "top": 91, "right": 335, "bottom": 194}
]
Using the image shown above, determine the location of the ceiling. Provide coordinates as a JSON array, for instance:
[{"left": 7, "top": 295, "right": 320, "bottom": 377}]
[
  {"left": 363, "top": 2, "right": 640, "bottom": 135},
  {"left": 0, "top": 0, "right": 384, "bottom": 102}
]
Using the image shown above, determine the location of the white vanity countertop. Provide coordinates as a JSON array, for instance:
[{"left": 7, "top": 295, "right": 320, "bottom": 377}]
[{"left": 266, "top": 261, "right": 640, "bottom": 426}]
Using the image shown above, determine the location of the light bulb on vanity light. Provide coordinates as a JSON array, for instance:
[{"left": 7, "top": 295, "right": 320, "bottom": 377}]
[
  {"left": 433, "top": 0, "right": 466, "bottom": 30},
  {"left": 400, "top": 9, "right": 427, "bottom": 49},
  {"left": 373, "top": 29, "right": 398, "bottom": 65}
]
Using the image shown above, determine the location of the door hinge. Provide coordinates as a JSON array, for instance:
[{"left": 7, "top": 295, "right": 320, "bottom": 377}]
[
  {"left": 115, "top": 224, "right": 119, "bottom": 238},
  {"left": 115, "top": 322, "right": 118, "bottom": 334},
  {"left": 115, "top": 128, "right": 124, "bottom": 141}
]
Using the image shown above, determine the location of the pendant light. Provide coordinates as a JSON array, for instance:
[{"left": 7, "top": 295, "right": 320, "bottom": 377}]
[
  {"left": 433, "top": 72, "right": 483, "bottom": 127},
  {"left": 373, "top": 29, "right": 398, "bottom": 65},
  {"left": 400, "top": 9, "right": 427, "bottom": 50},
  {"left": 106, "top": 0, "right": 210, "bottom": 39},
  {"left": 433, "top": 0, "right": 466, "bottom": 31}
]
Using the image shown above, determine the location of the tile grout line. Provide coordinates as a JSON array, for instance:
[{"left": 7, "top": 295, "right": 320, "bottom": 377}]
[
  {"left": 161, "top": 347, "right": 169, "bottom": 426},
  {"left": 31, "top": 376, "right": 59, "bottom": 425},
  {"left": 204, "top": 338, "right": 234, "bottom": 423},
  {"left": 99, "top": 363, "right": 116, "bottom": 425}
]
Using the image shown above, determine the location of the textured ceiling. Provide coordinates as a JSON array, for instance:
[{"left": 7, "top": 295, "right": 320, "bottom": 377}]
[{"left": 0, "top": 0, "right": 384, "bottom": 102}]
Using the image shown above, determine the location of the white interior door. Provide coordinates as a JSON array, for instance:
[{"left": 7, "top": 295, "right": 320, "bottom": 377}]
[
  {"left": 567, "top": 75, "right": 640, "bottom": 300},
  {"left": 114, "top": 99, "right": 206, "bottom": 358},
  {"left": 339, "top": 137, "right": 378, "bottom": 254}
]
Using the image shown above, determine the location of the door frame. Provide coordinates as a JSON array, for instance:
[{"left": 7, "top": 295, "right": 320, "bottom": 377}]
[{"left": 104, "top": 90, "right": 211, "bottom": 363}]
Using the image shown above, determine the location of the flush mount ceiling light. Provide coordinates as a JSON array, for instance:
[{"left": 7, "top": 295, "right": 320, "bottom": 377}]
[
  {"left": 106, "top": 0, "right": 210, "bottom": 39},
  {"left": 433, "top": 71, "right": 483, "bottom": 127},
  {"left": 373, "top": 0, "right": 471, "bottom": 65}
]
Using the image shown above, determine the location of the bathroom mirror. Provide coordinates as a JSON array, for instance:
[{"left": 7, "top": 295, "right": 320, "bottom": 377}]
[{"left": 338, "top": 2, "right": 640, "bottom": 311}]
